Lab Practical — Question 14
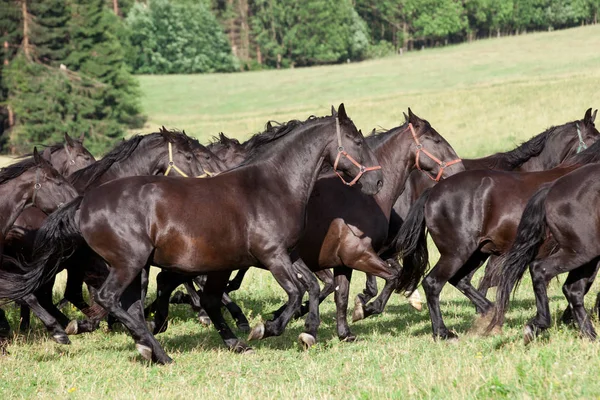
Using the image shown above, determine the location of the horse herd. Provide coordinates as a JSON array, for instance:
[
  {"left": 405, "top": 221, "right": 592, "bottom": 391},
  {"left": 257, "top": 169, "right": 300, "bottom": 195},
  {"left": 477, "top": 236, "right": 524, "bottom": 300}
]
[{"left": 0, "top": 104, "right": 598, "bottom": 364}]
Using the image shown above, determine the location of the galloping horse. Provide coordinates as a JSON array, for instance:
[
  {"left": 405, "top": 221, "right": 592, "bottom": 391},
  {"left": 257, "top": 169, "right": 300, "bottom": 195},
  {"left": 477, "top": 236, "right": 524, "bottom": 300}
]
[
  {"left": 490, "top": 162, "right": 600, "bottom": 343},
  {"left": 354, "top": 109, "right": 600, "bottom": 323},
  {"left": 7, "top": 105, "right": 385, "bottom": 363},
  {"left": 0, "top": 148, "right": 79, "bottom": 344},
  {"left": 389, "top": 110, "right": 600, "bottom": 340}
]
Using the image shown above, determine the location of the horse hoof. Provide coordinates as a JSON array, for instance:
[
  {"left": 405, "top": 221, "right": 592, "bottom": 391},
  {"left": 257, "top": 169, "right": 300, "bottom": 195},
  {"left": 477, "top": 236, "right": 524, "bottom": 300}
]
[
  {"left": 407, "top": 291, "right": 423, "bottom": 311},
  {"left": 523, "top": 325, "right": 535, "bottom": 345},
  {"left": 65, "top": 320, "right": 78, "bottom": 335},
  {"left": 340, "top": 334, "right": 358, "bottom": 343},
  {"left": 52, "top": 333, "right": 71, "bottom": 345},
  {"left": 136, "top": 343, "right": 153, "bottom": 361},
  {"left": 237, "top": 322, "right": 250, "bottom": 333},
  {"left": 231, "top": 341, "right": 253, "bottom": 354},
  {"left": 298, "top": 333, "right": 316, "bottom": 350},
  {"left": 247, "top": 323, "right": 265, "bottom": 341},
  {"left": 198, "top": 316, "right": 211, "bottom": 327},
  {"left": 352, "top": 296, "right": 365, "bottom": 322}
]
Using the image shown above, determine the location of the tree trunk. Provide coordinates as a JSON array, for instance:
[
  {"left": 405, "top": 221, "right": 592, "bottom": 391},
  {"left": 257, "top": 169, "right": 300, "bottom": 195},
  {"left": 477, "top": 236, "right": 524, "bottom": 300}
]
[
  {"left": 3, "top": 41, "right": 8, "bottom": 65},
  {"left": 402, "top": 22, "right": 408, "bottom": 51},
  {"left": 22, "top": 0, "right": 30, "bottom": 59},
  {"left": 113, "top": 0, "right": 119, "bottom": 16}
]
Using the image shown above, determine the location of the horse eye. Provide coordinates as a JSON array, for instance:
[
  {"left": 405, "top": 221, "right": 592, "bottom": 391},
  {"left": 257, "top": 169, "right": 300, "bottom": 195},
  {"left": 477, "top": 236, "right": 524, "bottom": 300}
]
[
  {"left": 185, "top": 154, "right": 192, "bottom": 160},
  {"left": 204, "top": 154, "right": 211, "bottom": 160}
]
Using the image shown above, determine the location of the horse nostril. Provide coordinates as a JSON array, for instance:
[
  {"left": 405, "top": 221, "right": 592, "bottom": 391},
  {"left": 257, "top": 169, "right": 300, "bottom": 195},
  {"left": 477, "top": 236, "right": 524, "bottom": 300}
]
[{"left": 377, "top": 180, "right": 383, "bottom": 189}]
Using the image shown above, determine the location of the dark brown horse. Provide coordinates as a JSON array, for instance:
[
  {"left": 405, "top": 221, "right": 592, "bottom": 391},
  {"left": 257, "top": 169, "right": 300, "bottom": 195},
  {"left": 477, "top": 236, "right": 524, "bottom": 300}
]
[
  {"left": 8, "top": 105, "right": 385, "bottom": 363},
  {"left": 1, "top": 129, "right": 221, "bottom": 343},
  {"left": 4, "top": 133, "right": 96, "bottom": 334},
  {"left": 0, "top": 148, "right": 79, "bottom": 344},
  {"left": 490, "top": 163, "right": 600, "bottom": 343},
  {"left": 388, "top": 111, "right": 600, "bottom": 340},
  {"left": 355, "top": 109, "right": 600, "bottom": 321},
  {"left": 150, "top": 109, "right": 463, "bottom": 342}
]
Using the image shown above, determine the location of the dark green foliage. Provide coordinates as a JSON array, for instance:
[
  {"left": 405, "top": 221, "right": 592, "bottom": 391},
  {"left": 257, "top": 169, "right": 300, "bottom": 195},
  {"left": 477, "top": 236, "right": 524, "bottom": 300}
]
[
  {"left": 251, "top": 0, "right": 369, "bottom": 67},
  {"left": 126, "top": 0, "right": 238, "bottom": 74},
  {"left": 29, "top": 0, "right": 71, "bottom": 65}
]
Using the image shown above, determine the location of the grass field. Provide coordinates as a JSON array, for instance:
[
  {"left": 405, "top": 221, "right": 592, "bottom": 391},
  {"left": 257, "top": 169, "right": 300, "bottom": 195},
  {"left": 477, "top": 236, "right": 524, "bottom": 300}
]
[{"left": 2, "top": 25, "right": 600, "bottom": 399}]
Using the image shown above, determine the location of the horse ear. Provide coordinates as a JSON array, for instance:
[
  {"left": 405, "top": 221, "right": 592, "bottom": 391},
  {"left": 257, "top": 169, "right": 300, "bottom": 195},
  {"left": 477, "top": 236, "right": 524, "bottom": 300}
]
[
  {"left": 79, "top": 131, "right": 85, "bottom": 142},
  {"left": 33, "top": 147, "right": 41, "bottom": 165},
  {"left": 403, "top": 112, "right": 409, "bottom": 123},
  {"left": 337, "top": 103, "right": 348, "bottom": 121},
  {"left": 41, "top": 147, "right": 52, "bottom": 163},
  {"left": 160, "top": 125, "right": 167, "bottom": 134},
  {"left": 266, "top": 121, "right": 273, "bottom": 130},
  {"left": 331, "top": 105, "right": 337, "bottom": 117},
  {"left": 592, "top": 109, "right": 598, "bottom": 124},
  {"left": 584, "top": 108, "right": 593, "bottom": 124},
  {"left": 407, "top": 108, "right": 419, "bottom": 125},
  {"left": 64, "top": 132, "right": 75, "bottom": 147},
  {"left": 371, "top": 128, "right": 376, "bottom": 135}
]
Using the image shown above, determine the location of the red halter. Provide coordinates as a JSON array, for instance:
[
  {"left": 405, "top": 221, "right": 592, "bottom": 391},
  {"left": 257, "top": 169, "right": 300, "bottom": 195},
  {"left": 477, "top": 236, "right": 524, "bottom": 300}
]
[
  {"left": 408, "top": 123, "right": 462, "bottom": 182},
  {"left": 333, "top": 118, "right": 382, "bottom": 186}
]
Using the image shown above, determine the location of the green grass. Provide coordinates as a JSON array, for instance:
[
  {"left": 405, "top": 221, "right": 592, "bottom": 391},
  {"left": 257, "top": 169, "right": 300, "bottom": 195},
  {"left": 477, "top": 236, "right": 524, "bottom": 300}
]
[{"left": 3, "top": 25, "right": 600, "bottom": 399}]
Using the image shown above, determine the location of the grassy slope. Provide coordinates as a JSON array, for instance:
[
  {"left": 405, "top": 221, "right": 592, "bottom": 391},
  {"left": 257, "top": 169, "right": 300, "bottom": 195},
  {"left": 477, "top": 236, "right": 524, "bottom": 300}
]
[{"left": 2, "top": 25, "right": 600, "bottom": 399}]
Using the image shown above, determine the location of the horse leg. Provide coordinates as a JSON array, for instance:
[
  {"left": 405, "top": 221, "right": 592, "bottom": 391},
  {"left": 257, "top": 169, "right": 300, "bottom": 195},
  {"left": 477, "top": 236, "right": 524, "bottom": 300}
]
[
  {"left": 221, "top": 292, "right": 250, "bottom": 333},
  {"left": 21, "top": 293, "right": 70, "bottom": 344},
  {"left": 524, "top": 249, "right": 588, "bottom": 344},
  {"left": 225, "top": 267, "right": 249, "bottom": 293},
  {"left": 333, "top": 266, "right": 356, "bottom": 341},
  {"left": 190, "top": 276, "right": 212, "bottom": 326},
  {"left": 0, "top": 308, "right": 11, "bottom": 338},
  {"left": 272, "top": 268, "right": 333, "bottom": 321},
  {"left": 201, "top": 271, "right": 252, "bottom": 352},
  {"left": 149, "top": 270, "right": 188, "bottom": 335},
  {"left": 561, "top": 260, "right": 599, "bottom": 325},
  {"left": 477, "top": 255, "right": 502, "bottom": 298},
  {"left": 449, "top": 251, "right": 494, "bottom": 315},
  {"left": 561, "top": 261, "right": 598, "bottom": 340},
  {"left": 19, "top": 304, "right": 30, "bottom": 332},
  {"left": 357, "top": 273, "right": 378, "bottom": 304},
  {"left": 63, "top": 263, "right": 92, "bottom": 316},
  {"left": 94, "top": 265, "right": 172, "bottom": 364}
]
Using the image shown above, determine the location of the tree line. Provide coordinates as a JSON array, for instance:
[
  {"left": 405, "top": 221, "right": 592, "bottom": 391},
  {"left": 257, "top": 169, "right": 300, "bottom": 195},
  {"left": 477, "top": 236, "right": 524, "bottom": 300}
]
[{"left": 0, "top": 0, "right": 598, "bottom": 154}]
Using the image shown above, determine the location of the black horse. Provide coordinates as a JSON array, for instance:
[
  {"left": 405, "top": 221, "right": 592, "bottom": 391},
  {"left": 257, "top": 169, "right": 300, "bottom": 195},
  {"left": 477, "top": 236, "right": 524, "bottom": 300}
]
[
  {"left": 490, "top": 162, "right": 600, "bottom": 343},
  {"left": 6, "top": 105, "right": 385, "bottom": 364},
  {"left": 354, "top": 109, "right": 600, "bottom": 322}
]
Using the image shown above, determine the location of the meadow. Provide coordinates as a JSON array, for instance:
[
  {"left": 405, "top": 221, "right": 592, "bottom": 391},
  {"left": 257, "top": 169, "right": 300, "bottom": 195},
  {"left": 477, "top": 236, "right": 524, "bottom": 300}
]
[{"left": 1, "top": 25, "right": 600, "bottom": 399}]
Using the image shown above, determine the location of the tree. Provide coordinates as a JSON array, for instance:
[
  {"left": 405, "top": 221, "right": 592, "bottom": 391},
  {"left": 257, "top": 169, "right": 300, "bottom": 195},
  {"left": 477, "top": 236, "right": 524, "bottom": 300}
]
[{"left": 126, "top": 0, "right": 239, "bottom": 74}]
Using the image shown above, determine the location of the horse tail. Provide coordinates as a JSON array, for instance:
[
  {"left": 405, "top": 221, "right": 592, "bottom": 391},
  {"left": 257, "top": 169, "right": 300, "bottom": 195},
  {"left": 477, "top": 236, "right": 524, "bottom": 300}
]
[
  {"left": 0, "top": 197, "right": 84, "bottom": 300},
  {"left": 488, "top": 185, "right": 551, "bottom": 331},
  {"left": 391, "top": 187, "right": 432, "bottom": 294}
]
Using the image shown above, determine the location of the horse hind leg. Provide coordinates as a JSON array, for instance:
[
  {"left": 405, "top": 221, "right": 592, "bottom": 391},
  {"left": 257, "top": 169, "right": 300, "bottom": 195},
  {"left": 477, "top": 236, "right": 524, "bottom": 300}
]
[{"left": 561, "top": 261, "right": 599, "bottom": 340}]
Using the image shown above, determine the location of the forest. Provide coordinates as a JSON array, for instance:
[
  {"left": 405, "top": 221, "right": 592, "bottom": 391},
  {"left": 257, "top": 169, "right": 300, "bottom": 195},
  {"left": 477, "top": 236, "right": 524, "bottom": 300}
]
[{"left": 0, "top": 0, "right": 598, "bottom": 153}]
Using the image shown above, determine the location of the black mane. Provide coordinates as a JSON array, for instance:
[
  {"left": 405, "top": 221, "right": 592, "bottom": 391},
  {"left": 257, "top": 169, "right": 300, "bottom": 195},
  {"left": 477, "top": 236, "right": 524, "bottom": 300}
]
[
  {"left": 365, "top": 123, "right": 409, "bottom": 147},
  {"left": 68, "top": 130, "right": 192, "bottom": 190},
  {"left": 238, "top": 115, "right": 332, "bottom": 165},
  {"left": 0, "top": 157, "right": 37, "bottom": 186}
]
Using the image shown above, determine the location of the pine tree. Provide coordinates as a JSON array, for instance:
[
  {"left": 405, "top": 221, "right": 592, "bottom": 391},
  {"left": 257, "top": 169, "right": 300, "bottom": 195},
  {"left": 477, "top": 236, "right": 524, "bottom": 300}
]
[{"left": 67, "top": 0, "right": 145, "bottom": 150}]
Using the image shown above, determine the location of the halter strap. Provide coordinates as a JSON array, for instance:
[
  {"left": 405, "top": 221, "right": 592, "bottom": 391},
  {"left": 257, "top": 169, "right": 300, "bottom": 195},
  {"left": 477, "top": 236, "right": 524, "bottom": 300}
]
[
  {"left": 576, "top": 123, "right": 588, "bottom": 154},
  {"left": 64, "top": 143, "right": 76, "bottom": 165},
  {"left": 333, "top": 117, "right": 382, "bottom": 186},
  {"left": 164, "top": 142, "right": 215, "bottom": 178},
  {"left": 409, "top": 123, "right": 462, "bottom": 182},
  {"left": 31, "top": 167, "right": 42, "bottom": 207}
]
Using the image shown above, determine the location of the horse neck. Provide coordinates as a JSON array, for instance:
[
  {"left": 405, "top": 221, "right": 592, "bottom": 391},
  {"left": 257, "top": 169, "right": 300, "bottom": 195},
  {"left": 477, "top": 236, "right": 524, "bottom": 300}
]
[
  {"left": 73, "top": 142, "right": 165, "bottom": 192},
  {"left": 371, "top": 127, "right": 415, "bottom": 215},
  {"left": 246, "top": 120, "right": 334, "bottom": 210},
  {"left": 510, "top": 126, "right": 575, "bottom": 172},
  {"left": 0, "top": 175, "right": 32, "bottom": 237}
]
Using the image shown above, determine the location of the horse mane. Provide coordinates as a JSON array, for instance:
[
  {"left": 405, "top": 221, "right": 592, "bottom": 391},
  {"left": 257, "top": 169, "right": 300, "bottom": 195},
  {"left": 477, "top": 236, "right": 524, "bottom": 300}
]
[
  {"left": 365, "top": 123, "right": 409, "bottom": 147},
  {"left": 68, "top": 130, "right": 191, "bottom": 190},
  {"left": 238, "top": 115, "right": 331, "bottom": 166},
  {"left": 561, "top": 135, "right": 600, "bottom": 166},
  {"left": 209, "top": 132, "right": 240, "bottom": 147},
  {"left": 0, "top": 157, "right": 37, "bottom": 186},
  {"left": 480, "top": 123, "right": 573, "bottom": 170}
]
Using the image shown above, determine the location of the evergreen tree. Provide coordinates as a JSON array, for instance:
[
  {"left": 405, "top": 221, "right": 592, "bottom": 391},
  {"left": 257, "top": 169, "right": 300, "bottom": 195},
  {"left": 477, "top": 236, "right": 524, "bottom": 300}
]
[
  {"left": 29, "top": 0, "right": 71, "bottom": 65},
  {"left": 67, "top": 0, "right": 145, "bottom": 151}
]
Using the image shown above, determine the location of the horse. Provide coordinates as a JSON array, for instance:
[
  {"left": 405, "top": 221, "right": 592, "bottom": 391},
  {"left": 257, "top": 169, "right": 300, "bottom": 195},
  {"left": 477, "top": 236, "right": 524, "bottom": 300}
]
[
  {"left": 387, "top": 111, "right": 600, "bottom": 341},
  {"left": 0, "top": 148, "right": 79, "bottom": 345},
  {"left": 354, "top": 108, "right": 600, "bottom": 323},
  {"left": 5, "top": 105, "right": 385, "bottom": 364},
  {"left": 489, "top": 162, "right": 600, "bottom": 343},
  {"left": 3, "top": 133, "right": 96, "bottom": 334},
  {"left": 150, "top": 109, "right": 463, "bottom": 342},
  {"left": 2, "top": 129, "right": 222, "bottom": 344}
]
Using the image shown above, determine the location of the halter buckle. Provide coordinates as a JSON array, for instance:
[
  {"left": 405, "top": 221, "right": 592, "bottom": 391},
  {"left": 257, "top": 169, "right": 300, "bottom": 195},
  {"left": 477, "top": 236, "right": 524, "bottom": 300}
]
[
  {"left": 168, "top": 161, "right": 175, "bottom": 166},
  {"left": 34, "top": 183, "right": 41, "bottom": 190}
]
